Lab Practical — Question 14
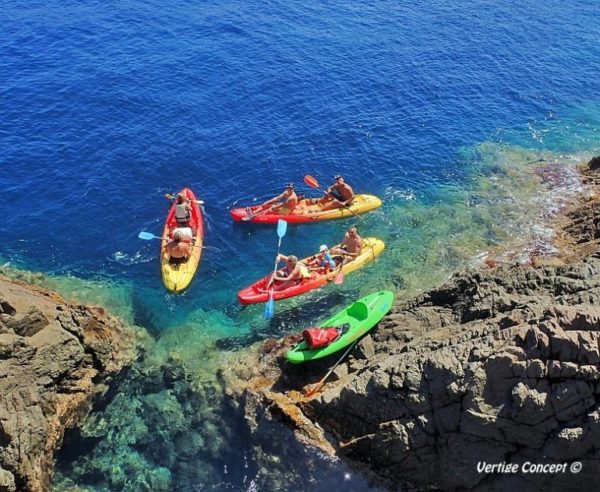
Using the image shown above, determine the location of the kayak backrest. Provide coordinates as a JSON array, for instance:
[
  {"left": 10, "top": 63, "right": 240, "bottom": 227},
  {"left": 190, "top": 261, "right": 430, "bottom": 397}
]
[{"left": 347, "top": 301, "right": 368, "bottom": 321}]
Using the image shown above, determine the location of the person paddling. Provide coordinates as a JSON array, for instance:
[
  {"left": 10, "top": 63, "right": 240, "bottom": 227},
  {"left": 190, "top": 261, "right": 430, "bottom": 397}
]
[
  {"left": 166, "top": 231, "right": 191, "bottom": 264},
  {"left": 331, "top": 226, "right": 363, "bottom": 260},
  {"left": 252, "top": 183, "right": 298, "bottom": 217},
  {"left": 266, "top": 254, "right": 311, "bottom": 291},
  {"left": 321, "top": 175, "right": 355, "bottom": 211}
]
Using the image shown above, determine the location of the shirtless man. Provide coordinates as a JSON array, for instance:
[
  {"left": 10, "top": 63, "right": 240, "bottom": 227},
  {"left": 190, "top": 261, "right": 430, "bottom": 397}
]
[
  {"left": 321, "top": 175, "right": 355, "bottom": 211},
  {"left": 331, "top": 226, "right": 363, "bottom": 260},
  {"left": 166, "top": 231, "right": 191, "bottom": 263},
  {"left": 253, "top": 183, "right": 298, "bottom": 217}
]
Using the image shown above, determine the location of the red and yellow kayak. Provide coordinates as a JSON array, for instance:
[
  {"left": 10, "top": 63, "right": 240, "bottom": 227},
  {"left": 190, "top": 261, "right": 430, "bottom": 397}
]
[
  {"left": 230, "top": 194, "right": 382, "bottom": 224},
  {"left": 237, "top": 237, "right": 385, "bottom": 305},
  {"left": 160, "top": 188, "right": 204, "bottom": 293}
]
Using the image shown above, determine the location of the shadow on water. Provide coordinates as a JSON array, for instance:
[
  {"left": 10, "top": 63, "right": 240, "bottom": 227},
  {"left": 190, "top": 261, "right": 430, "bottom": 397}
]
[{"left": 215, "top": 289, "right": 360, "bottom": 351}]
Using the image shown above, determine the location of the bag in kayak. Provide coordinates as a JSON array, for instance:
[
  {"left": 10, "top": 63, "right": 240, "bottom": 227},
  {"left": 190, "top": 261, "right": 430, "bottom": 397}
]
[{"left": 302, "top": 327, "right": 341, "bottom": 349}]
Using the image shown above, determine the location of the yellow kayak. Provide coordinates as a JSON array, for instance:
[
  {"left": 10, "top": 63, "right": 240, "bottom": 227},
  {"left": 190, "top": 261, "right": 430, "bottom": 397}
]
[
  {"left": 230, "top": 194, "right": 382, "bottom": 224},
  {"left": 160, "top": 188, "right": 204, "bottom": 293},
  {"left": 237, "top": 237, "right": 385, "bottom": 304}
]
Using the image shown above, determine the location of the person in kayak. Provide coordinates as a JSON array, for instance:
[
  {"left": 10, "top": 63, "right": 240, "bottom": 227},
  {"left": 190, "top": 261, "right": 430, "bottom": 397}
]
[
  {"left": 175, "top": 193, "right": 193, "bottom": 227},
  {"left": 252, "top": 183, "right": 298, "bottom": 217},
  {"left": 331, "top": 226, "right": 363, "bottom": 260},
  {"left": 321, "top": 175, "right": 355, "bottom": 211},
  {"left": 308, "top": 245, "right": 337, "bottom": 271},
  {"left": 166, "top": 231, "right": 192, "bottom": 264},
  {"left": 267, "top": 254, "right": 311, "bottom": 291}
]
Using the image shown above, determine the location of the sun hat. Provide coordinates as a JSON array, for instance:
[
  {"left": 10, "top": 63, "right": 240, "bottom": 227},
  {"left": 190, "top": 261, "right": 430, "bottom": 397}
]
[{"left": 319, "top": 244, "right": 328, "bottom": 252}]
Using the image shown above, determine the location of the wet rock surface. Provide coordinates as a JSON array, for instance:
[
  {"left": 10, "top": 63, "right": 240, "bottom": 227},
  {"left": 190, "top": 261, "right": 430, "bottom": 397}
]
[
  {"left": 226, "top": 159, "right": 600, "bottom": 491},
  {"left": 0, "top": 277, "right": 135, "bottom": 492}
]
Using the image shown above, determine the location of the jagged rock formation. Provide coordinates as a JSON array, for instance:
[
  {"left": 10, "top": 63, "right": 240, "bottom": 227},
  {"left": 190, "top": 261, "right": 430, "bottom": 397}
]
[
  {"left": 226, "top": 159, "right": 600, "bottom": 491},
  {"left": 0, "top": 277, "right": 135, "bottom": 492}
]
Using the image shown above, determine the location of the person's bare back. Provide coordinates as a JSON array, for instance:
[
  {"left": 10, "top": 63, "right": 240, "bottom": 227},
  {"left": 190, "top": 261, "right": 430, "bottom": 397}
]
[{"left": 167, "top": 231, "right": 191, "bottom": 260}]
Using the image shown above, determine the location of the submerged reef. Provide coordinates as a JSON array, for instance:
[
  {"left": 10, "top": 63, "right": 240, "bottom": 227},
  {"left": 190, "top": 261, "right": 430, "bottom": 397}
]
[{"left": 225, "top": 158, "right": 600, "bottom": 491}]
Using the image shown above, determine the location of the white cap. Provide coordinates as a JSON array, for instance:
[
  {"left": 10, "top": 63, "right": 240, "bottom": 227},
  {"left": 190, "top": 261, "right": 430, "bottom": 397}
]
[{"left": 319, "top": 244, "right": 328, "bottom": 252}]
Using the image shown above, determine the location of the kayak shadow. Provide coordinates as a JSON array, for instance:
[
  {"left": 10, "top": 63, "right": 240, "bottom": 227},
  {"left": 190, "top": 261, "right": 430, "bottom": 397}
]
[{"left": 215, "top": 289, "right": 360, "bottom": 351}]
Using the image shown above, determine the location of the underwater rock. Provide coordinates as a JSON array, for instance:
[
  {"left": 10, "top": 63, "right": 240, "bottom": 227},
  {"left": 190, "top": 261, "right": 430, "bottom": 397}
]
[
  {"left": 0, "top": 276, "right": 136, "bottom": 491},
  {"left": 226, "top": 161, "right": 600, "bottom": 491}
]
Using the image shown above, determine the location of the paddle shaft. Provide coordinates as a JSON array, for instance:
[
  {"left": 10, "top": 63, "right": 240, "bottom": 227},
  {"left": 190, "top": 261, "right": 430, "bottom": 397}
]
[
  {"left": 265, "top": 219, "right": 288, "bottom": 318},
  {"left": 268, "top": 237, "right": 283, "bottom": 287},
  {"left": 306, "top": 339, "right": 359, "bottom": 397},
  {"left": 138, "top": 232, "right": 219, "bottom": 251},
  {"left": 165, "top": 193, "right": 204, "bottom": 205},
  {"left": 243, "top": 203, "right": 278, "bottom": 221}
]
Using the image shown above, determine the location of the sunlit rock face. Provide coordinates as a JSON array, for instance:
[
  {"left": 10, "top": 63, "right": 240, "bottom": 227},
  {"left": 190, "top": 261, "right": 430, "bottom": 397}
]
[{"left": 0, "top": 277, "right": 136, "bottom": 492}]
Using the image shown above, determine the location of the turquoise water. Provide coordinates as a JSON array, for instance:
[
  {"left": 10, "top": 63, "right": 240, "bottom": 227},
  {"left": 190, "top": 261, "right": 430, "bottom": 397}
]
[{"left": 2, "top": 0, "right": 600, "bottom": 489}]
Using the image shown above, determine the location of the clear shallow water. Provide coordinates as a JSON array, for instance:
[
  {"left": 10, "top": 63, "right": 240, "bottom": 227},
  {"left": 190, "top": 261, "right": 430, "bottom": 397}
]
[{"left": 2, "top": 0, "right": 600, "bottom": 490}]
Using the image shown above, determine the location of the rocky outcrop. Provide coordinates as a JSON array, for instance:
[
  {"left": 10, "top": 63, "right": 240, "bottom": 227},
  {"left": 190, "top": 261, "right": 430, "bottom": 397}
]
[
  {"left": 0, "top": 276, "right": 135, "bottom": 491},
  {"left": 226, "top": 158, "right": 600, "bottom": 491}
]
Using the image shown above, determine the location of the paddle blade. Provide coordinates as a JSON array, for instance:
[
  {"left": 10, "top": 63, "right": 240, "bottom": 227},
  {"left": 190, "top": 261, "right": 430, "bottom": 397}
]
[
  {"left": 304, "top": 175, "right": 319, "bottom": 189},
  {"left": 276, "top": 219, "right": 288, "bottom": 238},
  {"left": 165, "top": 193, "right": 175, "bottom": 200},
  {"left": 265, "top": 295, "right": 275, "bottom": 319},
  {"left": 138, "top": 231, "right": 157, "bottom": 240},
  {"left": 334, "top": 270, "right": 344, "bottom": 285}
]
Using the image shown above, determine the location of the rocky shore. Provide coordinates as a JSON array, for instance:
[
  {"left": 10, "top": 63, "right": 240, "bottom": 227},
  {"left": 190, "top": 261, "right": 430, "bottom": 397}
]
[
  {"left": 225, "top": 158, "right": 600, "bottom": 491},
  {"left": 0, "top": 276, "right": 136, "bottom": 491}
]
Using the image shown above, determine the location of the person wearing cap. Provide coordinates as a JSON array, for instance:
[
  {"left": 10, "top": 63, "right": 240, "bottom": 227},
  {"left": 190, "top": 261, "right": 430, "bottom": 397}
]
[
  {"left": 321, "top": 175, "right": 355, "bottom": 211},
  {"left": 265, "top": 253, "right": 312, "bottom": 291},
  {"left": 165, "top": 230, "right": 192, "bottom": 264},
  {"left": 308, "top": 245, "right": 337, "bottom": 271},
  {"left": 255, "top": 183, "right": 298, "bottom": 216}
]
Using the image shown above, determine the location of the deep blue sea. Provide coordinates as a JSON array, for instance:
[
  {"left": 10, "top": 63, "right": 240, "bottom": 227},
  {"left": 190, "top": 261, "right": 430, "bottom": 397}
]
[{"left": 2, "top": 0, "right": 600, "bottom": 490}]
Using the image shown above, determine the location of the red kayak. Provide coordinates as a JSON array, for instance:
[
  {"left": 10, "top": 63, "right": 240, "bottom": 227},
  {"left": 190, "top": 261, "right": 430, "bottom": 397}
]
[{"left": 237, "top": 238, "right": 385, "bottom": 305}]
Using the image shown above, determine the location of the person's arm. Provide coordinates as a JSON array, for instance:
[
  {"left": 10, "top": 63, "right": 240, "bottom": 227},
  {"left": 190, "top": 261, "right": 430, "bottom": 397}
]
[
  {"left": 343, "top": 186, "right": 355, "bottom": 205},
  {"left": 262, "top": 192, "right": 284, "bottom": 207},
  {"left": 351, "top": 238, "right": 363, "bottom": 256},
  {"left": 289, "top": 264, "right": 302, "bottom": 280}
]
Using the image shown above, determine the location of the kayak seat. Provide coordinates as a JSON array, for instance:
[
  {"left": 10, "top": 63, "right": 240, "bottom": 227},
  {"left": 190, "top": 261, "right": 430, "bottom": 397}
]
[{"left": 347, "top": 301, "right": 368, "bottom": 321}]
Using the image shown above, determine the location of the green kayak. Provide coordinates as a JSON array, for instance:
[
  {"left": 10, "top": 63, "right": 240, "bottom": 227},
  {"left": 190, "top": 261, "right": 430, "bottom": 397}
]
[{"left": 286, "top": 290, "right": 394, "bottom": 364}]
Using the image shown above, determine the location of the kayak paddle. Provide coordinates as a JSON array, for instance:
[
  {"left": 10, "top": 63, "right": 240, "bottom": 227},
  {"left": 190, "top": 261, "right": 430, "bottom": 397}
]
[
  {"left": 164, "top": 193, "right": 204, "bottom": 205},
  {"left": 305, "top": 339, "right": 359, "bottom": 397},
  {"left": 137, "top": 231, "right": 221, "bottom": 252},
  {"left": 242, "top": 204, "right": 276, "bottom": 221},
  {"left": 303, "top": 175, "right": 360, "bottom": 219},
  {"left": 265, "top": 219, "right": 288, "bottom": 319}
]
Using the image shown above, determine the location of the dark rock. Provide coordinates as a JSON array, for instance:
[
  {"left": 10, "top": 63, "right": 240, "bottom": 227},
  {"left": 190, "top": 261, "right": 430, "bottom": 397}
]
[
  {"left": 0, "top": 300, "right": 16, "bottom": 317},
  {"left": 588, "top": 156, "right": 600, "bottom": 171},
  {"left": 7, "top": 307, "right": 49, "bottom": 337}
]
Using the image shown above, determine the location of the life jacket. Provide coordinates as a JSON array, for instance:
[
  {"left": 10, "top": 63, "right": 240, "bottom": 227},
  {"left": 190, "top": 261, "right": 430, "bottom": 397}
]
[
  {"left": 298, "top": 262, "right": 312, "bottom": 278},
  {"left": 175, "top": 203, "right": 191, "bottom": 223},
  {"left": 302, "top": 327, "right": 340, "bottom": 349}
]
